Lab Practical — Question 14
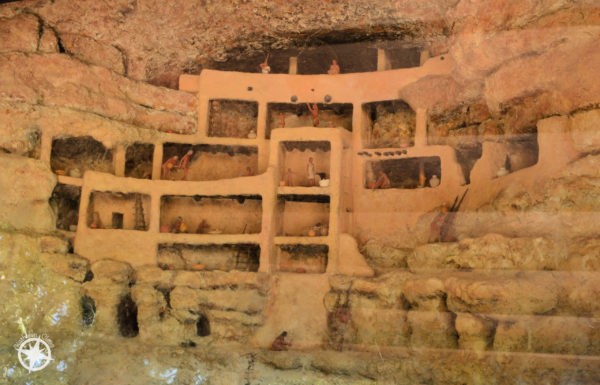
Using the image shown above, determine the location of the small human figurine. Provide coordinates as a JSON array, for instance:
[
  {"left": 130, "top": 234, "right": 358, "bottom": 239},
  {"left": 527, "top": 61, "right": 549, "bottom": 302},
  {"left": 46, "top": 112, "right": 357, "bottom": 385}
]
[
  {"left": 259, "top": 54, "right": 271, "bottom": 74},
  {"left": 307, "top": 157, "right": 316, "bottom": 186},
  {"left": 171, "top": 216, "right": 187, "bottom": 233},
  {"left": 429, "top": 174, "right": 440, "bottom": 187},
  {"left": 306, "top": 103, "right": 319, "bottom": 127},
  {"left": 372, "top": 170, "right": 390, "bottom": 189},
  {"left": 196, "top": 219, "right": 209, "bottom": 234},
  {"left": 247, "top": 129, "right": 257, "bottom": 139},
  {"left": 161, "top": 155, "right": 179, "bottom": 179},
  {"left": 279, "top": 112, "right": 285, "bottom": 128},
  {"left": 327, "top": 59, "right": 340, "bottom": 75},
  {"left": 177, "top": 150, "right": 194, "bottom": 180},
  {"left": 244, "top": 166, "right": 255, "bottom": 176},
  {"left": 90, "top": 211, "right": 102, "bottom": 229},
  {"left": 270, "top": 331, "right": 292, "bottom": 351}
]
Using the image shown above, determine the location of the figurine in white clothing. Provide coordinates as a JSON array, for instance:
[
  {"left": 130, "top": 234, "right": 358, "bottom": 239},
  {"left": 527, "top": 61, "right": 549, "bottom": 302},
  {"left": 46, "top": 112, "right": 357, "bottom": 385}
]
[{"left": 307, "top": 157, "right": 316, "bottom": 186}]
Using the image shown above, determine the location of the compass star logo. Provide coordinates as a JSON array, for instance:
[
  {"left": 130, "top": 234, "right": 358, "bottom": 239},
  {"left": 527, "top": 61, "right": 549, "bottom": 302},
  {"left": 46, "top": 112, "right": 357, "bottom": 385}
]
[{"left": 15, "top": 336, "right": 54, "bottom": 372}]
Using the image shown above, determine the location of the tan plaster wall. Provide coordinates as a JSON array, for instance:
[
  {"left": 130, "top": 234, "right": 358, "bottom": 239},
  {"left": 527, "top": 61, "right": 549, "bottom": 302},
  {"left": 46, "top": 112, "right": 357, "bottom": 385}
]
[
  {"left": 75, "top": 170, "right": 276, "bottom": 267},
  {"left": 180, "top": 56, "right": 452, "bottom": 104}
]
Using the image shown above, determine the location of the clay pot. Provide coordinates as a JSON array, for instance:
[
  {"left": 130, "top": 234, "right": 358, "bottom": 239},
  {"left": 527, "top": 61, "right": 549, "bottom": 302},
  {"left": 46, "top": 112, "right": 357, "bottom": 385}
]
[
  {"left": 69, "top": 168, "right": 82, "bottom": 178},
  {"left": 308, "top": 229, "right": 316, "bottom": 237},
  {"left": 497, "top": 167, "right": 509, "bottom": 177}
]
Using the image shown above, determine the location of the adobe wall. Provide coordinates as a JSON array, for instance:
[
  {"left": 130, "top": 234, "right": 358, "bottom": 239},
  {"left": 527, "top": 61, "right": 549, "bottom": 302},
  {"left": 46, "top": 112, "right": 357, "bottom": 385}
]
[{"left": 75, "top": 170, "right": 276, "bottom": 267}]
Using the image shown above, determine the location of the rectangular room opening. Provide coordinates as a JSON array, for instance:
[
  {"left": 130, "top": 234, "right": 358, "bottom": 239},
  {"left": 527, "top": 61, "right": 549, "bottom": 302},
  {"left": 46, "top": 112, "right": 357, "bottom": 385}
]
[
  {"left": 362, "top": 100, "right": 416, "bottom": 149},
  {"left": 87, "top": 191, "right": 150, "bottom": 231},
  {"left": 208, "top": 99, "right": 258, "bottom": 138},
  {"left": 160, "top": 195, "right": 262, "bottom": 234},
  {"left": 277, "top": 244, "right": 328, "bottom": 274},
  {"left": 275, "top": 195, "right": 330, "bottom": 237},
  {"left": 162, "top": 143, "right": 258, "bottom": 181},
  {"left": 279, "top": 141, "right": 331, "bottom": 187},
  {"left": 125, "top": 142, "right": 154, "bottom": 179},
  {"left": 51, "top": 136, "right": 114, "bottom": 177},
  {"left": 267, "top": 103, "right": 353, "bottom": 138},
  {"left": 50, "top": 183, "right": 81, "bottom": 232},
  {"left": 365, "top": 157, "right": 441, "bottom": 189},
  {"left": 157, "top": 243, "right": 260, "bottom": 272}
]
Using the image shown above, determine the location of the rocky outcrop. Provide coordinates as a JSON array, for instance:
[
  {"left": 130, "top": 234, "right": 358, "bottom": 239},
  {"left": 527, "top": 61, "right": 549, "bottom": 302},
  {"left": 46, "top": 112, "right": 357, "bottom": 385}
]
[
  {"left": 360, "top": 239, "right": 410, "bottom": 273},
  {"left": 0, "top": 53, "right": 196, "bottom": 134},
  {"left": 60, "top": 33, "right": 126, "bottom": 75},
  {"left": 0, "top": 153, "right": 55, "bottom": 232},
  {"left": 0, "top": 13, "right": 40, "bottom": 53},
  {"left": 410, "top": 234, "right": 575, "bottom": 271},
  {"left": 133, "top": 266, "right": 270, "bottom": 344},
  {"left": 494, "top": 314, "right": 600, "bottom": 355},
  {"left": 569, "top": 108, "right": 600, "bottom": 153},
  {"left": 38, "top": 25, "right": 58, "bottom": 53},
  {"left": 324, "top": 269, "right": 600, "bottom": 356},
  {"left": 39, "top": 252, "right": 90, "bottom": 282},
  {"left": 0, "top": 231, "right": 83, "bottom": 345}
]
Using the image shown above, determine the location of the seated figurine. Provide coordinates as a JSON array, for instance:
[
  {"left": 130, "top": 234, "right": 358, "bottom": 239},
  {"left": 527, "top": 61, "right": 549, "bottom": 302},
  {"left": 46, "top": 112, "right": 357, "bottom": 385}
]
[
  {"left": 327, "top": 59, "right": 340, "bottom": 75},
  {"left": 369, "top": 170, "right": 390, "bottom": 189},
  {"left": 429, "top": 174, "right": 440, "bottom": 187},
  {"left": 171, "top": 216, "right": 187, "bottom": 233},
  {"left": 196, "top": 219, "right": 209, "bottom": 234},
  {"left": 270, "top": 331, "right": 292, "bottom": 351}
]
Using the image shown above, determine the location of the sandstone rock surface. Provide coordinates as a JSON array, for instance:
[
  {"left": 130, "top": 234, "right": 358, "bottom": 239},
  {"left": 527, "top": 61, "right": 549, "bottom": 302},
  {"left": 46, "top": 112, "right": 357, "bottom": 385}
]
[
  {"left": 0, "top": 53, "right": 197, "bottom": 133},
  {"left": 0, "top": 154, "right": 55, "bottom": 232},
  {"left": 0, "top": 13, "right": 39, "bottom": 53},
  {"left": 60, "top": 33, "right": 125, "bottom": 75}
]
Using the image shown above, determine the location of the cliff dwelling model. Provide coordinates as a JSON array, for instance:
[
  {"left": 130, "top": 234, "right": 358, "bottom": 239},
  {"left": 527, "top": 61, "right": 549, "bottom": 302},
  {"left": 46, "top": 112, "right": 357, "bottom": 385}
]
[{"left": 1, "top": 1, "right": 599, "bottom": 384}]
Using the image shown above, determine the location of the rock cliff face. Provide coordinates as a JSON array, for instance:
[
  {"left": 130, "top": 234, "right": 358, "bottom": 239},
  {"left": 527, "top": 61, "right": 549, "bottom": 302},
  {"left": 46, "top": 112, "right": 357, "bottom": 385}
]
[{"left": 1, "top": 0, "right": 600, "bottom": 384}]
